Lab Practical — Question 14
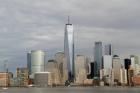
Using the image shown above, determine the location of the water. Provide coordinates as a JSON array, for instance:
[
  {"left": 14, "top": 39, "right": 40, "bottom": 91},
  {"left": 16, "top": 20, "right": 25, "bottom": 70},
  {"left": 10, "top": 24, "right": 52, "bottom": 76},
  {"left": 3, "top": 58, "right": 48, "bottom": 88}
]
[{"left": 0, "top": 87, "right": 140, "bottom": 93}]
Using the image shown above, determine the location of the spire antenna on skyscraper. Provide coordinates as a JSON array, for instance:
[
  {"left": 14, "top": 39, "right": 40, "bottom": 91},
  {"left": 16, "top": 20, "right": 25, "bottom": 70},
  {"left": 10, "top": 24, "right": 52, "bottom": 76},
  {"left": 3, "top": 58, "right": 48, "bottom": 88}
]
[
  {"left": 68, "top": 16, "right": 70, "bottom": 24},
  {"left": 64, "top": 16, "right": 74, "bottom": 81}
]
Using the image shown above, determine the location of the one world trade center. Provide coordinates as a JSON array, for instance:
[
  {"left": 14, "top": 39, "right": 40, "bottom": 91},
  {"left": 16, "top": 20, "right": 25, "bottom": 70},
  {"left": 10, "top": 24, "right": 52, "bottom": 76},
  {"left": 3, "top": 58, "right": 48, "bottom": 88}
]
[{"left": 64, "top": 17, "right": 74, "bottom": 81}]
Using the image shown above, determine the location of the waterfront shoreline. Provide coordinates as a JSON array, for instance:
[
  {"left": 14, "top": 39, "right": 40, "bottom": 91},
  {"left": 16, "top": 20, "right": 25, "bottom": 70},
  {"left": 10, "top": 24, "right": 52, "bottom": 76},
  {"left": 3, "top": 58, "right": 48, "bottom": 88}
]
[{"left": 1, "top": 85, "right": 140, "bottom": 89}]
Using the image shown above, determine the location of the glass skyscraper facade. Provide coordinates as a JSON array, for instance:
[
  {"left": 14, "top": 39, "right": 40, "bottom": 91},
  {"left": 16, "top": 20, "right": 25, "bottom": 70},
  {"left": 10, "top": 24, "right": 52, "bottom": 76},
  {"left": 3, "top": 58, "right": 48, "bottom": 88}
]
[
  {"left": 103, "top": 44, "right": 113, "bottom": 69},
  {"left": 27, "top": 52, "right": 31, "bottom": 75},
  {"left": 94, "top": 42, "right": 102, "bottom": 78},
  {"left": 105, "top": 44, "right": 112, "bottom": 55},
  {"left": 103, "top": 55, "right": 112, "bottom": 69},
  {"left": 27, "top": 50, "right": 45, "bottom": 78},
  {"left": 64, "top": 20, "right": 74, "bottom": 80}
]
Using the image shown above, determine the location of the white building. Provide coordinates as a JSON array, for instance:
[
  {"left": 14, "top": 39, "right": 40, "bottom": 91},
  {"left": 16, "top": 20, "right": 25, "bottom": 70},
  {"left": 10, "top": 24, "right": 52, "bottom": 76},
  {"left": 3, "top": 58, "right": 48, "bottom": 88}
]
[
  {"left": 100, "top": 69, "right": 114, "bottom": 85},
  {"left": 112, "top": 56, "right": 121, "bottom": 82},
  {"left": 45, "top": 60, "right": 61, "bottom": 85},
  {"left": 130, "top": 55, "right": 139, "bottom": 69},
  {"left": 119, "top": 68, "right": 127, "bottom": 85},
  {"left": 103, "top": 55, "right": 112, "bottom": 69},
  {"left": 130, "top": 55, "right": 140, "bottom": 76}
]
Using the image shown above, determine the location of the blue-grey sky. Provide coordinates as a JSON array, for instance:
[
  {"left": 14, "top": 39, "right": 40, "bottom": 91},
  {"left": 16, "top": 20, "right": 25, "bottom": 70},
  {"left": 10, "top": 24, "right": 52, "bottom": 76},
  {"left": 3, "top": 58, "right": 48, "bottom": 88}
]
[{"left": 0, "top": 0, "right": 140, "bottom": 72}]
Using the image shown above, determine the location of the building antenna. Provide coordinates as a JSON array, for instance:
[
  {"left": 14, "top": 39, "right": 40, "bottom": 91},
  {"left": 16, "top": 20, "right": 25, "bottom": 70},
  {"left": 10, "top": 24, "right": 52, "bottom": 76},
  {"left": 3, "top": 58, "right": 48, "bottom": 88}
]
[{"left": 68, "top": 16, "right": 70, "bottom": 24}]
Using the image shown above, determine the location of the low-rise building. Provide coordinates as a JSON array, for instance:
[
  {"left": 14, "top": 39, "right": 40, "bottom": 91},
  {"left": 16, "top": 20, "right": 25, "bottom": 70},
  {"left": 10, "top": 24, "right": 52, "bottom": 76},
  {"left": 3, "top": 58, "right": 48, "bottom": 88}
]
[
  {"left": 132, "top": 76, "right": 140, "bottom": 86},
  {"left": 0, "top": 72, "right": 9, "bottom": 87},
  {"left": 119, "top": 68, "right": 127, "bottom": 85},
  {"left": 128, "top": 69, "right": 134, "bottom": 86},
  {"left": 34, "top": 72, "right": 53, "bottom": 87},
  {"left": 17, "top": 68, "right": 29, "bottom": 87}
]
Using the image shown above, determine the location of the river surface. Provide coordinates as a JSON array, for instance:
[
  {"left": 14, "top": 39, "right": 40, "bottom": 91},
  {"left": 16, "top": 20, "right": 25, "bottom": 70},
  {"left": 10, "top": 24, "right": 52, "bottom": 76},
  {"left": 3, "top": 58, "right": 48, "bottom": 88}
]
[{"left": 0, "top": 87, "right": 140, "bottom": 93}]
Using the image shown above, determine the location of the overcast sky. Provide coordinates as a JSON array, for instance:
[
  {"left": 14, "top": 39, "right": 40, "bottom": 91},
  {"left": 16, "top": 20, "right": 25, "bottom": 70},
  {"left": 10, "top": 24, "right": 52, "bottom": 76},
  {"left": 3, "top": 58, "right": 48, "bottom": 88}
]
[{"left": 0, "top": 0, "right": 140, "bottom": 72}]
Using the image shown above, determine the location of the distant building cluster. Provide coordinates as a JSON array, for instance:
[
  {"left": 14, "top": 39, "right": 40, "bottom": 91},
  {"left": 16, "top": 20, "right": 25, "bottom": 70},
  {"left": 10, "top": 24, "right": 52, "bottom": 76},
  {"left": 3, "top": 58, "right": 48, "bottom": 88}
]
[{"left": 0, "top": 19, "right": 140, "bottom": 87}]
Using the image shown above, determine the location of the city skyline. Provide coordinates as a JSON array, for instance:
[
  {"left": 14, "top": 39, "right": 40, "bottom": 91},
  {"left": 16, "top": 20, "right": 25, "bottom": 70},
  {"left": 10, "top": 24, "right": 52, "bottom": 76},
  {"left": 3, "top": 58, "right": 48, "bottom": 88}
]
[{"left": 0, "top": 0, "right": 140, "bottom": 73}]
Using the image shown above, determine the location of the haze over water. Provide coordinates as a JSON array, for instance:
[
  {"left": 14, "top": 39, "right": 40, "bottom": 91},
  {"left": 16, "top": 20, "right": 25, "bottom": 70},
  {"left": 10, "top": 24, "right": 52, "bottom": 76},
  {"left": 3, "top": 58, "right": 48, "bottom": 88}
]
[{"left": 0, "top": 87, "right": 140, "bottom": 93}]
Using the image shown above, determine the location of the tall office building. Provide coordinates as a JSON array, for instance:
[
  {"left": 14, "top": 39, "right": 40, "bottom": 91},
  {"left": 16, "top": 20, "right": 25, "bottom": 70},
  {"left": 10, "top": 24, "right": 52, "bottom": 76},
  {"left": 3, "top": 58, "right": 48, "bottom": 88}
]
[
  {"left": 55, "top": 52, "right": 68, "bottom": 84},
  {"left": 27, "top": 50, "right": 45, "bottom": 78},
  {"left": 89, "top": 62, "right": 94, "bottom": 78},
  {"left": 94, "top": 42, "right": 102, "bottom": 78},
  {"left": 104, "top": 44, "right": 113, "bottom": 69},
  {"left": 75, "top": 55, "right": 88, "bottom": 84},
  {"left": 124, "top": 59, "right": 131, "bottom": 71},
  {"left": 27, "top": 53, "right": 31, "bottom": 75},
  {"left": 130, "top": 55, "right": 139, "bottom": 68},
  {"left": 45, "top": 60, "right": 61, "bottom": 85},
  {"left": 105, "top": 44, "right": 113, "bottom": 55},
  {"left": 112, "top": 55, "right": 121, "bottom": 82},
  {"left": 55, "top": 52, "right": 65, "bottom": 78},
  {"left": 124, "top": 59, "right": 131, "bottom": 85},
  {"left": 64, "top": 17, "right": 74, "bottom": 80},
  {"left": 103, "top": 55, "right": 112, "bottom": 69},
  {"left": 102, "top": 44, "right": 113, "bottom": 84},
  {"left": 119, "top": 68, "right": 127, "bottom": 85}
]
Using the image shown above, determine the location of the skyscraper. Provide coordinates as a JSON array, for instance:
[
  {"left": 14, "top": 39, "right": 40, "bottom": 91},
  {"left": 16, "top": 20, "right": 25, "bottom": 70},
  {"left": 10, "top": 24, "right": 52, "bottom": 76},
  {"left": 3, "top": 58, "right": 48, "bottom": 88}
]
[
  {"left": 27, "top": 52, "right": 31, "bottom": 75},
  {"left": 124, "top": 58, "right": 131, "bottom": 85},
  {"left": 130, "top": 55, "right": 139, "bottom": 68},
  {"left": 75, "top": 55, "right": 88, "bottom": 84},
  {"left": 89, "top": 62, "right": 94, "bottom": 78},
  {"left": 64, "top": 17, "right": 74, "bottom": 80},
  {"left": 94, "top": 42, "right": 102, "bottom": 78},
  {"left": 112, "top": 55, "right": 121, "bottom": 83},
  {"left": 27, "top": 50, "right": 45, "bottom": 78},
  {"left": 105, "top": 44, "right": 112, "bottom": 55},
  {"left": 55, "top": 52, "right": 68, "bottom": 83},
  {"left": 103, "top": 55, "right": 112, "bottom": 69},
  {"left": 124, "top": 59, "right": 131, "bottom": 70}
]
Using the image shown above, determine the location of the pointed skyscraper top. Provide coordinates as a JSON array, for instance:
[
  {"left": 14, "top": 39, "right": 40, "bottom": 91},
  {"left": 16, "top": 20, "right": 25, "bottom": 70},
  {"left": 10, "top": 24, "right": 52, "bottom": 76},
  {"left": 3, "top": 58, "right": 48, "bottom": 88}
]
[{"left": 66, "top": 16, "right": 72, "bottom": 25}]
